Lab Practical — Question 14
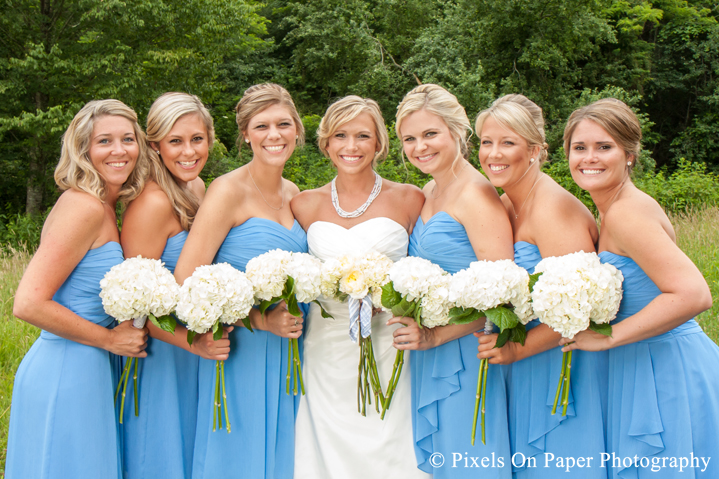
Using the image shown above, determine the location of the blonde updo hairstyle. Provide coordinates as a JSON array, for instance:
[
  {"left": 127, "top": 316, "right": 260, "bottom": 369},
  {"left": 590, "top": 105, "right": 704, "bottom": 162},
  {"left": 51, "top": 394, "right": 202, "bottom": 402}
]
[
  {"left": 54, "top": 99, "right": 148, "bottom": 206},
  {"left": 235, "top": 83, "right": 305, "bottom": 153},
  {"left": 475, "top": 94, "right": 549, "bottom": 165},
  {"left": 316, "top": 95, "right": 390, "bottom": 167},
  {"left": 563, "top": 98, "right": 642, "bottom": 172},
  {"left": 146, "top": 92, "right": 215, "bottom": 231},
  {"left": 395, "top": 84, "right": 472, "bottom": 168}
]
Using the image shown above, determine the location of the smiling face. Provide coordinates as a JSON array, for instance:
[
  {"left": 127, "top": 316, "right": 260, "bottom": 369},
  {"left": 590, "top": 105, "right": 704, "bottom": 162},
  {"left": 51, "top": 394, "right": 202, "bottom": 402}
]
[
  {"left": 88, "top": 115, "right": 139, "bottom": 189},
  {"left": 152, "top": 113, "right": 209, "bottom": 186},
  {"left": 568, "top": 119, "right": 630, "bottom": 193},
  {"left": 244, "top": 103, "right": 298, "bottom": 166},
  {"left": 399, "top": 109, "right": 458, "bottom": 176},
  {"left": 325, "top": 112, "right": 379, "bottom": 175},
  {"left": 478, "top": 115, "right": 535, "bottom": 189}
]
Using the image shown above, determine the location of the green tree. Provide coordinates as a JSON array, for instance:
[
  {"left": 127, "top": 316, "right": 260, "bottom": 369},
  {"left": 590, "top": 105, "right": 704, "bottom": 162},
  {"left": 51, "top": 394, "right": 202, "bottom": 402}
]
[{"left": 0, "top": 0, "right": 268, "bottom": 214}]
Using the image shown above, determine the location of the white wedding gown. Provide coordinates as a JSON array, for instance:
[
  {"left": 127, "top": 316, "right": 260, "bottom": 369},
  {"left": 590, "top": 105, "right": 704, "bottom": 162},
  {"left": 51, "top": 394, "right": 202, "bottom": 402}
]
[{"left": 294, "top": 218, "right": 429, "bottom": 479}]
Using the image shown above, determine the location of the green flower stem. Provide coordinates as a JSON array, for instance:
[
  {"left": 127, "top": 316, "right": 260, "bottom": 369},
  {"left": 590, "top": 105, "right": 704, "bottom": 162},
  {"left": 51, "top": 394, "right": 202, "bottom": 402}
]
[
  {"left": 380, "top": 350, "right": 404, "bottom": 420},
  {"left": 133, "top": 356, "right": 139, "bottom": 416},
  {"left": 471, "top": 357, "right": 484, "bottom": 446},
  {"left": 292, "top": 338, "right": 305, "bottom": 395},
  {"left": 221, "top": 360, "right": 231, "bottom": 433},
  {"left": 562, "top": 351, "right": 572, "bottom": 417},
  {"left": 552, "top": 350, "right": 569, "bottom": 415},
  {"left": 480, "top": 358, "right": 489, "bottom": 445},
  {"left": 213, "top": 360, "right": 219, "bottom": 431},
  {"left": 118, "top": 357, "right": 132, "bottom": 425},
  {"left": 286, "top": 339, "right": 292, "bottom": 395}
]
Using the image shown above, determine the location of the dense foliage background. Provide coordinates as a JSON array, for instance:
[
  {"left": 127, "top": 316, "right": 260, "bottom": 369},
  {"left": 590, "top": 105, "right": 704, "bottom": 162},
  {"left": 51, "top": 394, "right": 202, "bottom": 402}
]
[{"left": 2, "top": 0, "right": 719, "bottom": 243}]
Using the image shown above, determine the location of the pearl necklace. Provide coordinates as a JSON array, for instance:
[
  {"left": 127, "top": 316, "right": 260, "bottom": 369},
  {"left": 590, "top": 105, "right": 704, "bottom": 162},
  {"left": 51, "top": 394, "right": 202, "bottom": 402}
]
[{"left": 331, "top": 172, "right": 383, "bottom": 218}]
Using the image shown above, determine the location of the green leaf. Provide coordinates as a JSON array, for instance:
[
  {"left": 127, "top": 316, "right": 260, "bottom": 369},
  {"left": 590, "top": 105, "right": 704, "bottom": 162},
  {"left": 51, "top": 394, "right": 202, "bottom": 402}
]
[
  {"left": 152, "top": 314, "right": 177, "bottom": 334},
  {"left": 528, "top": 272, "right": 542, "bottom": 293},
  {"left": 212, "top": 322, "right": 219, "bottom": 334},
  {"left": 259, "top": 298, "right": 282, "bottom": 316},
  {"left": 241, "top": 316, "right": 254, "bottom": 333},
  {"left": 313, "top": 300, "right": 334, "bottom": 319},
  {"left": 148, "top": 313, "right": 161, "bottom": 329},
  {"left": 448, "top": 306, "right": 484, "bottom": 325},
  {"left": 391, "top": 297, "right": 416, "bottom": 318},
  {"left": 589, "top": 321, "right": 613, "bottom": 337},
  {"left": 485, "top": 306, "right": 519, "bottom": 332},
  {"left": 494, "top": 328, "right": 511, "bottom": 348},
  {"left": 213, "top": 325, "right": 223, "bottom": 341},
  {"left": 187, "top": 330, "right": 196, "bottom": 346},
  {"left": 287, "top": 294, "right": 302, "bottom": 317},
  {"left": 284, "top": 276, "right": 296, "bottom": 298},
  {"left": 381, "top": 282, "right": 402, "bottom": 309},
  {"left": 509, "top": 323, "right": 527, "bottom": 346}
]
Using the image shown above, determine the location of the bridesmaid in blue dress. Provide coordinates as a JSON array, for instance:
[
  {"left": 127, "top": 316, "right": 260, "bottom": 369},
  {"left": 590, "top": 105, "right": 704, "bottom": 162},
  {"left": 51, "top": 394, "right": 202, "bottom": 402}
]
[
  {"left": 475, "top": 94, "right": 608, "bottom": 478},
  {"left": 388, "top": 84, "right": 515, "bottom": 478},
  {"left": 6, "top": 100, "right": 149, "bottom": 479},
  {"left": 174, "top": 83, "right": 306, "bottom": 479},
  {"left": 120, "top": 93, "right": 218, "bottom": 478},
  {"left": 561, "top": 98, "right": 719, "bottom": 478}
]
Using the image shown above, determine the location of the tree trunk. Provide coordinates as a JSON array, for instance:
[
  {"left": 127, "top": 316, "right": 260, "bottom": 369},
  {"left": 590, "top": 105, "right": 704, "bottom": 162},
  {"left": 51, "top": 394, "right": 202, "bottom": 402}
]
[{"left": 26, "top": 90, "right": 48, "bottom": 215}]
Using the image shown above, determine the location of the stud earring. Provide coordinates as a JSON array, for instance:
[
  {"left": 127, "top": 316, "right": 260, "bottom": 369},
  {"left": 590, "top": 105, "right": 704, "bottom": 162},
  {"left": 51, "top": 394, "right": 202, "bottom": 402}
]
[
  {"left": 155, "top": 150, "right": 160, "bottom": 155},
  {"left": 627, "top": 161, "right": 632, "bottom": 166},
  {"left": 530, "top": 158, "right": 535, "bottom": 163},
  {"left": 245, "top": 139, "right": 250, "bottom": 144}
]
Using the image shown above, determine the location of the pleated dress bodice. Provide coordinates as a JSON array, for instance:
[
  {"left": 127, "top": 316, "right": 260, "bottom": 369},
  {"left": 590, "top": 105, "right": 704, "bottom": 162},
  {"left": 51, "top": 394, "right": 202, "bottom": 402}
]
[
  {"left": 408, "top": 212, "right": 511, "bottom": 478},
  {"left": 599, "top": 251, "right": 719, "bottom": 478},
  {"left": 7, "top": 242, "right": 125, "bottom": 479},
  {"left": 192, "top": 218, "right": 307, "bottom": 479}
]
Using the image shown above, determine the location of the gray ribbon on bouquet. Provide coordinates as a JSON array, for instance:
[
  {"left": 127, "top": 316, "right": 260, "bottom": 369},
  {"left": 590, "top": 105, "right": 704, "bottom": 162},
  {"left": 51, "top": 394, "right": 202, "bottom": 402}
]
[{"left": 348, "top": 295, "right": 373, "bottom": 343}]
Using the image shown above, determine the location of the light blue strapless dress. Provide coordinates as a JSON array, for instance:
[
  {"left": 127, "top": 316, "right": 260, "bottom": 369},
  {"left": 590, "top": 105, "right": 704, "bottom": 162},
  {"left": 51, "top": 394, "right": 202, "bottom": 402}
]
[
  {"left": 191, "top": 218, "right": 307, "bottom": 479},
  {"left": 122, "top": 230, "right": 199, "bottom": 479},
  {"left": 6, "top": 242, "right": 124, "bottom": 479},
  {"left": 600, "top": 252, "right": 719, "bottom": 479},
  {"left": 409, "top": 212, "right": 511, "bottom": 478},
  {"left": 509, "top": 242, "right": 608, "bottom": 478}
]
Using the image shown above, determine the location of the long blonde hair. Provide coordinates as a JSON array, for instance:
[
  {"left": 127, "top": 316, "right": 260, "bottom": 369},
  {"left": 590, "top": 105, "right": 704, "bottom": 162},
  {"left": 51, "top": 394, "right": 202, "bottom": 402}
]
[
  {"left": 146, "top": 92, "right": 214, "bottom": 230},
  {"left": 316, "top": 95, "right": 390, "bottom": 167},
  {"left": 55, "top": 99, "right": 148, "bottom": 206}
]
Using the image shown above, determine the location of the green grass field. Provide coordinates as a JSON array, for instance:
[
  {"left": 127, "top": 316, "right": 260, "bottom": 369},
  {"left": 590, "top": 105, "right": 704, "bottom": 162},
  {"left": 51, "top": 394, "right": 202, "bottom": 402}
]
[{"left": 1, "top": 208, "right": 718, "bottom": 475}]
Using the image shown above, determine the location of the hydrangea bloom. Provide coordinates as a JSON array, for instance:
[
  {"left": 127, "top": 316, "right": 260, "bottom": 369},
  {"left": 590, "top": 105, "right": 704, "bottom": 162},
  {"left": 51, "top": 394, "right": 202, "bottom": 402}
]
[
  {"left": 245, "top": 249, "right": 293, "bottom": 302},
  {"left": 449, "top": 259, "right": 534, "bottom": 324},
  {"left": 531, "top": 251, "right": 623, "bottom": 339},
  {"left": 388, "top": 257, "right": 453, "bottom": 327},
  {"left": 100, "top": 256, "right": 180, "bottom": 322},
  {"left": 176, "top": 263, "right": 254, "bottom": 334}
]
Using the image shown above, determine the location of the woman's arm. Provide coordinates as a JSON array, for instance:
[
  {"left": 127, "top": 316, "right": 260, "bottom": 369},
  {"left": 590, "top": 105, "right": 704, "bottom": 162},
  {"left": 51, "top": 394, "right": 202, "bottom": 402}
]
[
  {"left": 13, "top": 192, "right": 147, "bottom": 357},
  {"left": 479, "top": 190, "right": 598, "bottom": 364},
  {"left": 562, "top": 196, "right": 712, "bottom": 352}
]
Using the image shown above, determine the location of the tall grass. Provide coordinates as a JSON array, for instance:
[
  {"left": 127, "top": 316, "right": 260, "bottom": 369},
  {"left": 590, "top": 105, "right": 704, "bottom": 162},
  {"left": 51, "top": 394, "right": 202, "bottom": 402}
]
[
  {"left": 0, "top": 209, "right": 718, "bottom": 474},
  {"left": 671, "top": 207, "right": 719, "bottom": 341},
  {"left": 0, "top": 249, "right": 37, "bottom": 477}
]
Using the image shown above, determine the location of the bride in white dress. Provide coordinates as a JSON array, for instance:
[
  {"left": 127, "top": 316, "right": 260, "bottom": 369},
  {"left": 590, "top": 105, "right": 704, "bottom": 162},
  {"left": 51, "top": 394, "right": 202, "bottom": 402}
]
[{"left": 291, "top": 96, "right": 428, "bottom": 478}]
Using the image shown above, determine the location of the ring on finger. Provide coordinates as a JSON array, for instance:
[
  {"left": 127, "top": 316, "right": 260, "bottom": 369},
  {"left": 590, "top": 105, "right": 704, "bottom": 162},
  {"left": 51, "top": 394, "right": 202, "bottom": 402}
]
[{"left": 294, "top": 319, "right": 299, "bottom": 326}]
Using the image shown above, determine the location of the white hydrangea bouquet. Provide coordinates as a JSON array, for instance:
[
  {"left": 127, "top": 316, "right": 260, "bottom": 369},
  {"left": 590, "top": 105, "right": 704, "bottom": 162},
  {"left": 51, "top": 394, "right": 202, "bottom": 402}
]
[
  {"left": 175, "top": 263, "right": 254, "bottom": 433},
  {"left": 320, "top": 251, "right": 394, "bottom": 416},
  {"left": 448, "top": 259, "right": 534, "bottom": 445},
  {"left": 245, "top": 249, "right": 326, "bottom": 396},
  {"left": 531, "top": 251, "right": 623, "bottom": 416},
  {"left": 99, "top": 256, "right": 180, "bottom": 423},
  {"left": 379, "top": 257, "right": 452, "bottom": 418}
]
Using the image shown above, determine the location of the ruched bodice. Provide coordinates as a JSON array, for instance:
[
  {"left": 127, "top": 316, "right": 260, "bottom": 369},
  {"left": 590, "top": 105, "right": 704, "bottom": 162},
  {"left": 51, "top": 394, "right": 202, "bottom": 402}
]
[
  {"left": 408, "top": 212, "right": 511, "bottom": 478},
  {"left": 409, "top": 212, "right": 476, "bottom": 274},
  {"left": 7, "top": 241, "right": 125, "bottom": 479},
  {"left": 509, "top": 242, "right": 608, "bottom": 478},
  {"left": 46, "top": 241, "right": 124, "bottom": 335},
  {"left": 216, "top": 217, "right": 308, "bottom": 267},
  {"left": 598, "top": 251, "right": 719, "bottom": 478},
  {"left": 307, "top": 217, "right": 409, "bottom": 262},
  {"left": 122, "top": 229, "right": 198, "bottom": 479},
  {"left": 295, "top": 217, "right": 427, "bottom": 479},
  {"left": 193, "top": 217, "right": 307, "bottom": 479}
]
